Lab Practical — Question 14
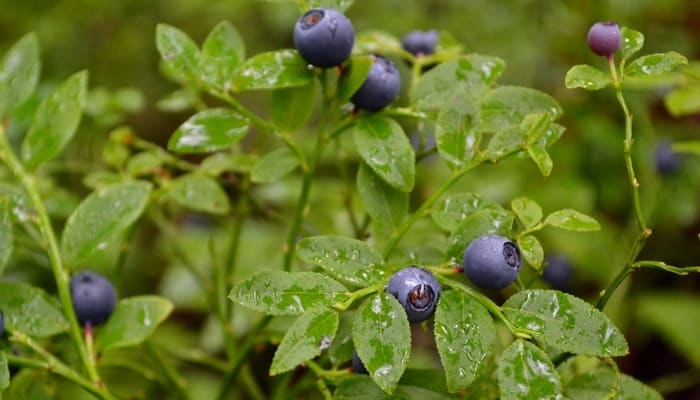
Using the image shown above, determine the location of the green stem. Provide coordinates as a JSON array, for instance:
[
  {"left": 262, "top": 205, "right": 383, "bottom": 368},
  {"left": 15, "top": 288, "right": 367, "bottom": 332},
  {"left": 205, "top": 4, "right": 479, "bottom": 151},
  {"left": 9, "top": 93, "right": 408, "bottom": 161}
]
[
  {"left": 211, "top": 89, "right": 276, "bottom": 132},
  {"left": 333, "top": 282, "right": 385, "bottom": 312},
  {"left": 0, "top": 127, "right": 103, "bottom": 388},
  {"left": 10, "top": 332, "right": 115, "bottom": 400},
  {"left": 633, "top": 260, "right": 700, "bottom": 275}
]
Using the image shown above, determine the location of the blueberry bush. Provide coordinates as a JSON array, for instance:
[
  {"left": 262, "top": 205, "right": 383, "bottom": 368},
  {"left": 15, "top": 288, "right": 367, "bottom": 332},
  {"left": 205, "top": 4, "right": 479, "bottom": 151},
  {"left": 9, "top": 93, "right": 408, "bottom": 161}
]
[{"left": 0, "top": 0, "right": 699, "bottom": 399}]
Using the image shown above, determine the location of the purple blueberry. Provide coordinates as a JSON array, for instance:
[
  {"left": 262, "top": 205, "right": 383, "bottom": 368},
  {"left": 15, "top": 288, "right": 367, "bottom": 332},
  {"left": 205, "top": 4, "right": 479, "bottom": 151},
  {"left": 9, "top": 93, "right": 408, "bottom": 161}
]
[
  {"left": 385, "top": 266, "right": 441, "bottom": 323},
  {"left": 351, "top": 350, "right": 368, "bottom": 374},
  {"left": 655, "top": 140, "right": 681, "bottom": 176},
  {"left": 401, "top": 30, "right": 439, "bottom": 57},
  {"left": 70, "top": 270, "right": 117, "bottom": 327},
  {"left": 463, "top": 234, "right": 521, "bottom": 290},
  {"left": 542, "top": 254, "right": 574, "bottom": 291},
  {"left": 293, "top": 8, "right": 354, "bottom": 68},
  {"left": 587, "top": 22, "right": 621, "bottom": 57},
  {"left": 350, "top": 55, "right": 401, "bottom": 112}
]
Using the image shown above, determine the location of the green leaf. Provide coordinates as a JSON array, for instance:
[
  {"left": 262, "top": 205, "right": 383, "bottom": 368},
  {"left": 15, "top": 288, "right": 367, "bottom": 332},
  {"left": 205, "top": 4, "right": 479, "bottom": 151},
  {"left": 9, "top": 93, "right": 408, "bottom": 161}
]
[
  {"left": 544, "top": 209, "right": 600, "bottom": 231},
  {"left": 432, "top": 193, "right": 504, "bottom": 232},
  {"left": 328, "top": 311, "right": 354, "bottom": 367},
  {"left": 96, "top": 296, "right": 173, "bottom": 351},
  {"left": 624, "top": 51, "right": 687, "bottom": 78},
  {"left": 61, "top": 181, "right": 152, "bottom": 266},
  {"left": 337, "top": 56, "right": 373, "bottom": 101},
  {"left": 230, "top": 271, "right": 348, "bottom": 316},
  {"left": 168, "top": 108, "right": 249, "bottom": 154},
  {"left": 250, "top": 147, "right": 300, "bottom": 183},
  {"left": 635, "top": 292, "right": 700, "bottom": 367},
  {"left": 446, "top": 208, "right": 514, "bottom": 261},
  {"left": 412, "top": 55, "right": 505, "bottom": 111},
  {"left": 503, "top": 290, "right": 629, "bottom": 357},
  {"left": 352, "top": 293, "right": 411, "bottom": 394},
  {"left": 522, "top": 112, "right": 553, "bottom": 146},
  {"left": 0, "top": 33, "right": 40, "bottom": 118},
  {"left": 435, "top": 97, "right": 481, "bottom": 169},
  {"left": 156, "top": 24, "right": 201, "bottom": 83},
  {"left": 270, "top": 307, "right": 339, "bottom": 375},
  {"left": 564, "top": 65, "right": 611, "bottom": 91},
  {"left": 664, "top": 86, "right": 700, "bottom": 117},
  {"left": 199, "top": 152, "right": 257, "bottom": 175},
  {"left": 297, "top": 235, "right": 385, "bottom": 287},
  {"left": 125, "top": 150, "right": 163, "bottom": 176},
  {"left": 356, "top": 162, "right": 408, "bottom": 234},
  {"left": 517, "top": 235, "right": 544, "bottom": 270},
  {"left": 434, "top": 290, "right": 495, "bottom": 392},
  {"left": 672, "top": 140, "right": 700, "bottom": 157},
  {"left": 621, "top": 27, "right": 644, "bottom": 62},
  {"left": 354, "top": 115, "right": 415, "bottom": 192},
  {"left": 271, "top": 80, "right": 318, "bottom": 132},
  {"left": 200, "top": 21, "right": 245, "bottom": 90},
  {"left": 166, "top": 174, "right": 230, "bottom": 215},
  {"left": 354, "top": 30, "right": 403, "bottom": 55},
  {"left": 233, "top": 49, "right": 314, "bottom": 91},
  {"left": 498, "top": 340, "right": 563, "bottom": 400},
  {"left": 484, "top": 128, "right": 525, "bottom": 161},
  {"left": 0, "top": 199, "right": 12, "bottom": 273},
  {"left": 511, "top": 197, "right": 542, "bottom": 228},
  {"left": 565, "top": 368, "right": 663, "bottom": 400},
  {"left": 480, "top": 86, "right": 562, "bottom": 133},
  {"left": 20, "top": 70, "right": 88, "bottom": 170},
  {"left": 527, "top": 145, "right": 553, "bottom": 177},
  {"left": 0, "top": 282, "right": 68, "bottom": 337}
]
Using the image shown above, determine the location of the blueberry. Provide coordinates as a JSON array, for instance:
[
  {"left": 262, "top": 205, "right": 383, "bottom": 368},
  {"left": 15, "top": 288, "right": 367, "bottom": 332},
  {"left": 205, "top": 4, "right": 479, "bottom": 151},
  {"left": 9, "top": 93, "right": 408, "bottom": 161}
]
[
  {"left": 655, "top": 140, "right": 681, "bottom": 176},
  {"left": 293, "top": 8, "right": 354, "bottom": 68},
  {"left": 70, "top": 270, "right": 117, "bottom": 327},
  {"left": 351, "top": 350, "right": 368, "bottom": 374},
  {"left": 542, "top": 254, "right": 574, "bottom": 291},
  {"left": 401, "top": 30, "right": 438, "bottom": 57},
  {"left": 462, "top": 234, "right": 521, "bottom": 290},
  {"left": 350, "top": 55, "right": 401, "bottom": 112},
  {"left": 587, "top": 22, "right": 621, "bottom": 57},
  {"left": 385, "top": 266, "right": 441, "bottom": 323}
]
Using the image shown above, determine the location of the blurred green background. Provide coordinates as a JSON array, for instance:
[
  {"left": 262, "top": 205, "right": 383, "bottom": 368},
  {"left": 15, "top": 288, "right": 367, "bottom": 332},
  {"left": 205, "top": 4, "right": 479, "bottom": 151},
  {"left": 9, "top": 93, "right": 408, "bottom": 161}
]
[{"left": 2, "top": 0, "right": 699, "bottom": 398}]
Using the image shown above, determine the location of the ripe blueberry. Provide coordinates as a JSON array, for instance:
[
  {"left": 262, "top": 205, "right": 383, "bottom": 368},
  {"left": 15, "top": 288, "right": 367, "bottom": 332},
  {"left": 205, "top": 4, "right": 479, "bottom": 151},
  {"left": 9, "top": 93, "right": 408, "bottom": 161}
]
[
  {"left": 351, "top": 350, "right": 368, "bottom": 374},
  {"left": 542, "top": 254, "right": 574, "bottom": 291},
  {"left": 385, "top": 266, "right": 441, "bottom": 323},
  {"left": 655, "top": 140, "right": 681, "bottom": 176},
  {"left": 462, "top": 234, "right": 521, "bottom": 290},
  {"left": 401, "top": 30, "right": 438, "bottom": 57},
  {"left": 293, "top": 8, "right": 354, "bottom": 68},
  {"left": 587, "top": 22, "right": 621, "bottom": 57},
  {"left": 350, "top": 55, "right": 401, "bottom": 112},
  {"left": 70, "top": 270, "right": 117, "bottom": 327}
]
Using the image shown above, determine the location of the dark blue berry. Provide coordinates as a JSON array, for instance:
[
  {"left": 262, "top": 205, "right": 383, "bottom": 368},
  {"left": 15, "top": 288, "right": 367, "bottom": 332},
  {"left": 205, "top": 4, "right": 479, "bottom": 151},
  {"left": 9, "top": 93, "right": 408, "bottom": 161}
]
[
  {"left": 655, "top": 140, "right": 681, "bottom": 176},
  {"left": 293, "top": 8, "right": 354, "bottom": 68},
  {"left": 542, "top": 254, "right": 574, "bottom": 291},
  {"left": 463, "top": 234, "right": 521, "bottom": 290},
  {"left": 70, "top": 270, "right": 117, "bottom": 327},
  {"left": 587, "top": 22, "right": 621, "bottom": 57},
  {"left": 350, "top": 55, "right": 401, "bottom": 111},
  {"left": 351, "top": 350, "right": 368, "bottom": 374},
  {"left": 401, "top": 30, "right": 438, "bottom": 57},
  {"left": 385, "top": 266, "right": 441, "bottom": 323}
]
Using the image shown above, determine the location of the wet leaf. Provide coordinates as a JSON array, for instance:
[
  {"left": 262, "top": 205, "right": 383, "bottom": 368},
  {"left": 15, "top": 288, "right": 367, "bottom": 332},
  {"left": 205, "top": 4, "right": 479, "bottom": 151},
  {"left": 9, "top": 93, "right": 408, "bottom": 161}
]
[
  {"left": 480, "top": 86, "right": 562, "bottom": 134},
  {"left": 156, "top": 24, "right": 201, "bottom": 83},
  {"left": 356, "top": 162, "right": 408, "bottom": 235},
  {"left": 435, "top": 98, "right": 481, "bottom": 169},
  {"left": 0, "top": 282, "right": 68, "bottom": 337},
  {"left": 168, "top": 108, "right": 249, "bottom": 154},
  {"left": 564, "top": 65, "right": 610, "bottom": 91},
  {"left": 354, "top": 115, "right": 415, "bottom": 192},
  {"left": 21, "top": 70, "right": 88, "bottom": 170},
  {"left": 250, "top": 147, "right": 300, "bottom": 183},
  {"left": 166, "top": 174, "right": 230, "bottom": 215},
  {"left": 201, "top": 21, "right": 245, "bottom": 90},
  {"left": 352, "top": 293, "right": 411, "bottom": 394},
  {"left": 544, "top": 209, "right": 600, "bottom": 231},
  {"left": 446, "top": 208, "right": 514, "bottom": 260},
  {"left": 270, "top": 307, "right": 339, "bottom": 375},
  {"left": 297, "top": 235, "right": 385, "bottom": 287},
  {"left": 565, "top": 368, "right": 662, "bottom": 400},
  {"left": 511, "top": 197, "right": 542, "bottom": 228},
  {"left": 621, "top": 27, "right": 644, "bottom": 62},
  {"left": 229, "top": 271, "right": 348, "bottom": 316},
  {"left": 625, "top": 52, "right": 687, "bottom": 78},
  {"left": 61, "top": 181, "right": 152, "bottom": 266},
  {"left": 337, "top": 56, "right": 373, "bottom": 101},
  {"left": 96, "top": 296, "right": 173, "bottom": 351},
  {"left": 0, "top": 33, "right": 40, "bottom": 118},
  {"left": 498, "top": 340, "right": 563, "bottom": 400},
  {"left": 517, "top": 235, "right": 544, "bottom": 270},
  {"left": 527, "top": 145, "right": 553, "bottom": 177},
  {"left": 233, "top": 49, "right": 314, "bottom": 91},
  {"left": 503, "top": 290, "right": 629, "bottom": 357},
  {"left": 432, "top": 193, "right": 504, "bottom": 232},
  {"left": 434, "top": 290, "right": 495, "bottom": 392},
  {"left": 328, "top": 311, "right": 354, "bottom": 366}
]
